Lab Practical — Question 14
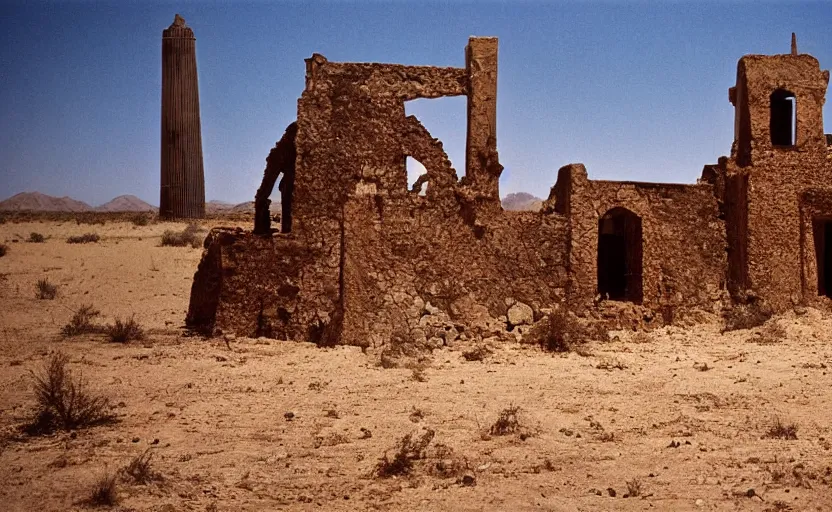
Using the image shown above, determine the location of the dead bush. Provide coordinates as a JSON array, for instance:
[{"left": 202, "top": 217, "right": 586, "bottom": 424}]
[
  {"left": 106, "top": 316, "right": 144, "bottom": 343},
  {"left": 75, "top": 213, "right": 106, "bottom": 226},
  {"left": 490, "top": 405, "right": 522, "bottom": 436},
  {"left": 626, "top": 478, "right": 642, "bottom": 497},
  {"left": 0, "top": 244, "right": 7, "bottom": 257},
  {"left": 129, "top": 214, "right": 152, "bottom": 226},
  {"left": 160, "top": 223, "right": 202, "bottom": 248},
  {"left": 67, "top": 233, "right": 100, "bottom": 244},
  {"left": 86, "top": 471, "right": 118, "bottom": 506},
  {"left": 35, "top": 278, "right": 58, "bottom": 299},
  {"left": 28, "top": 352, "right": 113, "bottom": 433},
  {"left": 529, "top": 309, "right": 589, "bottom": 353},
  {"left": 723, "top": 299, "right": 773, "bottom": 332},
  {"left": 376, "top": 429, "right": 435, "bottom": 478},
  {"left": 122, "top": 449, "right": 162, "bottom": 484},
  {"left": 28, "top": 232, "right": 45, "bottom": 243},
  {"left": 62, "top": 305, "right": 103, "bottom": 336},
  {"left": 765, "top": 417, "right": 798, "bottom": 440}
]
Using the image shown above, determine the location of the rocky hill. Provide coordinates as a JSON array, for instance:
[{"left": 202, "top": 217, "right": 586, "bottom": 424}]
[
  {"left": 95, "top": 195, "right": 156, "bottom": 212},
  {"left": 0, "top": 191, "right": 92, "bottom": 212},
  {"left": 502, "top": 192, "right": 543, "bottom": 212}
]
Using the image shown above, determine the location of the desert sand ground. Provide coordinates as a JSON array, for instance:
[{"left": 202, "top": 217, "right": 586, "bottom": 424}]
[{"left": 0, "top": 218, "right": 831, "bottom": 512}]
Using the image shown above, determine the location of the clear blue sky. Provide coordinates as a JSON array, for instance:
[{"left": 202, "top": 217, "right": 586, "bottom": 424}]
[{"left": 1, "top": 1, "right": 831, "bottom": 206}]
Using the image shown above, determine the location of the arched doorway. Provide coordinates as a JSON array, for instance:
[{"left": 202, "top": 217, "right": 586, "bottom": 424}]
[{"left": 597, "top": 207, "right": 643, "bottom": 303}]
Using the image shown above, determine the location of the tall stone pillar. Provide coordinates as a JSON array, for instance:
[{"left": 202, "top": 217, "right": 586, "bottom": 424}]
[
  {"left": 160, "top": 14, "right": 205, "bottom": 219},
  {"left": 465, "top": 37, "right": 502, "bottom": 203}
]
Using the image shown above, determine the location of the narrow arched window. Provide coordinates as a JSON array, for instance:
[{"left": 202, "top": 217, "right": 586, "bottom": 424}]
[{"left": 770, "top": 89, "right": 796, "bottom": 146}]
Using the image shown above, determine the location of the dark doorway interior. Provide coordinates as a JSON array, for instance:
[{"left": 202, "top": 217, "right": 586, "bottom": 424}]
[
  {"left": 770, "top": 89, "right": 796, "bottom": 147},
  {"left": 598, "top": 207, "right": 643, "bottom": 303},
  {"left": 814, "top": 219, "right": 832, "bottom": 298}
]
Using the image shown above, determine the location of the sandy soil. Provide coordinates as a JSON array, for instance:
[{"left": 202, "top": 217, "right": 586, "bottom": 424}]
[{"left": 1, "top": 219, "right": 831, "bottom": 512}]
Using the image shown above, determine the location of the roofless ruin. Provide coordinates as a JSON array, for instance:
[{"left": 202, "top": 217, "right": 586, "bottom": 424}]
[{"left": 186, "top": 34, "right": 832, "bottom": 346}]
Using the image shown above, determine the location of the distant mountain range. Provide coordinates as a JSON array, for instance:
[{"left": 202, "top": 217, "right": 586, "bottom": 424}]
[
  {"left": 0, "top": 192, "right": 156, "bottom": 212},
  {"left": 0, "top": 191, "right": 544, "bottom": 213},
  {"left": 502, "top": 192, "right": 543, "bottom": 211}
]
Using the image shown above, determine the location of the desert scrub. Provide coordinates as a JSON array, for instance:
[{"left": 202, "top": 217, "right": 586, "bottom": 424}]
[
  {"left": 106, "top": 316, "right": 144, "bottom": 343},
  {"left": 129, "top": 213, "right": 152, "bottom": 226},
  {"left": 490, "top": 405, "right": 522, "bottom": 436},
  {"left": 160, "top": 223, "right": 202, "bottom": 248},
  {"left": 376, "top": 429, "right": 435, "bottom": 477},
  {"left": 122, "top": 449, "right": 162, "bottom": 484},
  {"left": 765, "top": 417, "right": 798, "bottom": 440},
  {"left": 28, "top": 232, "right": 45, "bottom": 243},
  {"left": 27, "top": 352, "right": 113, "bottom": 433},
  {"left": 67, "top": 233, "right": 100, "bottom": 244},
  {"left": 86, "top": 471, "right": 118, "bottom": 506},
  {"left": 529, "top": 308, "right": 590, "bottom": 353},
  {"left": 35, "top": 278, "right": 58, "bottom": 299},
  {"left": 62, "top": 304, "right": 103, "bottom": 336}
]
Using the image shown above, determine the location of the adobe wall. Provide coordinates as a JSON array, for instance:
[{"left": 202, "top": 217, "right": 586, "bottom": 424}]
[
  {"left": 557, "top": 164, "right": 727, "bottom": 321},
  {"left": 341, "top": 196, "right": 569, "bottom": 348},
  {"left": 726, "top": 54, "right": 832, "bottom": 310}
]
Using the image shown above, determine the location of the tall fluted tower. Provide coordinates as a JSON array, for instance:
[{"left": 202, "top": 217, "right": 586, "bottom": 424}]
[{"left": 160, "top": 14, "right": 205, "bottom": 219}]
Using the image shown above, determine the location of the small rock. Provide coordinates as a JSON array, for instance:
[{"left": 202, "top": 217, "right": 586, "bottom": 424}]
[
  {"left": 695, "top": 499, "right": 704, "bottom": 507},
  {"left": 461, "top": 474, "right": 476, "bottom": 487},
  {"left": 607, "top": 487, "right": 616, "bottom": 497},
  {"left": 284, "top": 412, "right": 295, "bottom": 421},
  {"left": 132, "top": 437, "right": 140, "bottom": 443}
]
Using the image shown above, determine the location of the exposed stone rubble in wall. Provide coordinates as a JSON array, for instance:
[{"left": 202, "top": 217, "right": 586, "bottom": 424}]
[{"left": 187, "top": 36, "right": 832, "bottom": 353}]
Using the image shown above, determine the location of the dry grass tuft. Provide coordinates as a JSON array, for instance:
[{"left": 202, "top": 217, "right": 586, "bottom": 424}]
[
  {"left": 160, "top": 223, "right": 203, "bottom": 248},
  {"left": 35, "top": 278, "right": 58, "bottom": 299},
  {"left": 376, "top": 429, "right": 435, "bottom": 478},
  {"left": 765, "top": 417, "right": 798, "bottom": 440},
  {"left": 62, "top": 305, "right": 103, "bottom": 337},
  {"left": 67, "top": 233, "right": 100, "bottom": 244},
  {"left": 106, "top": 316, "right": 144, "bottom": 343},
  {"left": 86, "top": 471, "right": 118, "bottom": 506},
  {"left": 27, "top": 352, "right": 113, "bottom": 434},
  {"left": 626, "top": 478, "right": 642, "bottom": 497},
  {"left": 490, "top": 405, "right": 522, "bottom": 436},
  {"left": 28, "top": 232, "right": 45, "bottom": 243},
  {"left": 122, "top": 449, "right": 162, "bottom": 484}
]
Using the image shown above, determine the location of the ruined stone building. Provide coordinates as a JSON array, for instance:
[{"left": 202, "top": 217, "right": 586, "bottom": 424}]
[
  {"left": 160, "top": 14, "right": 206, "bottom": 220},
  {"left": 187, "top": 36, "right": 831, "bottom": 346}
]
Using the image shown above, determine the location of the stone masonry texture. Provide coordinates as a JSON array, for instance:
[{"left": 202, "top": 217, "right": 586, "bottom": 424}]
[{"left": 187, "top": 36, "right": 832, "bottom": 346}]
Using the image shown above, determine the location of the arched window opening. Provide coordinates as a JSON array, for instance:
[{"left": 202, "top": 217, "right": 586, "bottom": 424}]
[
  {"left": 770, "top": 89, "right": 796, "bottom": 147},
  {"left": 597, "top": 207, "right": 643, "bottom": 303},
  {"left": 407, "top": 157, "right": 428, "bottom": 196}
]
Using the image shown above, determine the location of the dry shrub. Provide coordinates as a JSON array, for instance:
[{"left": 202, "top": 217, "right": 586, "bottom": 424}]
[
  {"left": 27, "top": 352, "right": 113, "bottom": 434},
  {"left": 376, "top": 429, "right": 435, "bottom": 478},
  {"left": 106, "top": 316, "right": 144, "bottom": 343},
  {"left": 86, "top": 471, "right": 118, "bottom": 506},
  {"left": 28, "top": 232, "right": 45, "bottom": 243},
  {"left": 35, "top": 278, "right": 58, "bottom": 299},
  {"left": 626, "top": 478, "right": 642, "bottom": 497},
  {"left": 723, "top": 299, "right": 773, "bottom": 332},
  {"left": 0, "top": 244, "right": 7, "bottom": 257},
  {"left": 160, "top": 223, "right": 202, "bottom": 248},
  {"left": 62, "top": 305, "right": 103, "bottom": 336},
  {"left": 490, "top": 405, "right": 522, "bottom": 436},
  {"left": 75, "top": 213, "right": 106, "bottom": 226},
  {"left": 428, "top": 442, "right": 467, "bottom": 479},
  {"left": 765, "top": 417, "right": 798, "bottom": 440},
  {"left": 529, "top": 309, "right": 590, "bottom": 353},
  {"left": 122, "top": 449, "right": 162, "bottom": 484},
  {"left": 67, "top": 233, "right": 100, "bottom": 244},
  {"left": 129, "top": 214, "right": 152, "bottom": 226}
]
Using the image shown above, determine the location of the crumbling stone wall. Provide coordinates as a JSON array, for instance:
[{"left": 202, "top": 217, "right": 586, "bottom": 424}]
[
  {"left": 187, "top": 37, "right": 832, "bottom": 345},
  {"left": 554, "top": 164, "right": 727, "bottom": 321},
  {"left": 723, "top": 52, "right": 832, "bottom": 310}
]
